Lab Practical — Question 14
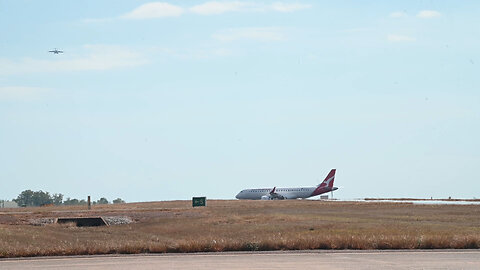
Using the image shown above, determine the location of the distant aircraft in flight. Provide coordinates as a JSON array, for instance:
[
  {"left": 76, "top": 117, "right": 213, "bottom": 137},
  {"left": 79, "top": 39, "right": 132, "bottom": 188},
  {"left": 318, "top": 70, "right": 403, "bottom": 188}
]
[
  {"left": 235, "top": 169, "right": 338, "bottom": 200},
  {"left": 48, "top": 48, "right": 63, "bottom": 54}
]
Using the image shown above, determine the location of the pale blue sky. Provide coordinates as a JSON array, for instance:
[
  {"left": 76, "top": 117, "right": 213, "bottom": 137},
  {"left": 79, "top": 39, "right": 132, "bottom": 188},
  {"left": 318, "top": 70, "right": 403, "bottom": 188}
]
[{"left": 1, "top": 1, "right": 479, "bottom": 202}]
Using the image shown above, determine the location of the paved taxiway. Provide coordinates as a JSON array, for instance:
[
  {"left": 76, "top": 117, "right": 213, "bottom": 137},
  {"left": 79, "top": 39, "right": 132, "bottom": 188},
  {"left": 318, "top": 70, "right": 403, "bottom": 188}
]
[{"left": 1, "top": 250, "right": 480, "bottom": 270}]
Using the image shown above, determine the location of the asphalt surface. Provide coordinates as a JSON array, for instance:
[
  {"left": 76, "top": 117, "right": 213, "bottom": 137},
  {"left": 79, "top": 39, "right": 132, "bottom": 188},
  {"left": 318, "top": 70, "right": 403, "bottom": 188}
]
[{"left": 1, "top": 250, "right": 480, "bottom": 270}]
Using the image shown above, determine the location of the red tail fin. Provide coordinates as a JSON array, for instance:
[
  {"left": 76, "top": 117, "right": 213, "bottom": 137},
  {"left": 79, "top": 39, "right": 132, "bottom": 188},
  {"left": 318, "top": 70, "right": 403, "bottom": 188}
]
[
  {"left": 318, "top": 169, "right": 336, "bottom": 188},
  {"left": 311, "top": 169, "right": 336, "bottom": 196}
]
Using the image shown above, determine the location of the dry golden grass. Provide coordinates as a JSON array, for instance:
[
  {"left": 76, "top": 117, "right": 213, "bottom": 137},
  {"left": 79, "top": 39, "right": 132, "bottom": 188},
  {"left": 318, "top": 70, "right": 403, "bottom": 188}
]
[{"left": 0, "top": 200, "right": 479, "bottom": 257}]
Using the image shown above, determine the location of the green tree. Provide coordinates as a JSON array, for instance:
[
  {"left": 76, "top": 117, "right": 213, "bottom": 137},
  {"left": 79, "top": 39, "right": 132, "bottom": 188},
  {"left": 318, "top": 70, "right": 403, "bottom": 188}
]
[
  {"left": 52, "top": 193, "right": 63, "bottom": 205},
  {"left": 32, "top": 191, "right": 53, "bottom": 206},
  {"left": 64, "top": 197, "right": 87, "bottom": 205},
  {"left": 63, "top": 197, "right": 79, "bottom": 205},
  {"left": 112, "top": 198, "right": 125, "bottom": 204},
  {"left": 96, "top": 197, "right": 109, "bottom": 204},
  {"left": 14, "top": 190, "right": 35, "bottom": 207}
]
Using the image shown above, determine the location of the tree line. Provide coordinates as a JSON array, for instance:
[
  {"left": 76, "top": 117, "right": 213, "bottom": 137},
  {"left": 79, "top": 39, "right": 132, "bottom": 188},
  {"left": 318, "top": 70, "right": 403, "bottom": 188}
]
[{"left": 13, "top": 190, "right": 125, "bottom": 207}]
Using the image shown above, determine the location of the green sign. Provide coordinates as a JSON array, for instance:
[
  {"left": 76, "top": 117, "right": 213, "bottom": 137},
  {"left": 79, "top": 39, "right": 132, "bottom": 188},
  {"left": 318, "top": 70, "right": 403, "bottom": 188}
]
[{"left": 192, "top": 197, "right": 206, "bottom": 207}]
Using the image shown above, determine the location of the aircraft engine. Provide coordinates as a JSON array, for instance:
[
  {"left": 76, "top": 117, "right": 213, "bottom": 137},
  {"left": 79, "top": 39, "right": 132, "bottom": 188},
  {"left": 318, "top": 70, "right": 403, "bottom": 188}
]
[{"left": 261, "top": 195, "right": 273, "bottom": 200}]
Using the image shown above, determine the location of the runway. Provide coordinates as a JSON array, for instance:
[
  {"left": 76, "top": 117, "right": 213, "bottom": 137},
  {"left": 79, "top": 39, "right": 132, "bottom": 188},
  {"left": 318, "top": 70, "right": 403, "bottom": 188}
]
[{"left": 2, "top": 250, "right": 480, "bottom": 270}]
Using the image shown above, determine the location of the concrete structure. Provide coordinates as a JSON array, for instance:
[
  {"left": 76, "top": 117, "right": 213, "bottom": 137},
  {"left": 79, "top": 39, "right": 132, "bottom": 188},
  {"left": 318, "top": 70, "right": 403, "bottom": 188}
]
[{"left": 0, "top": 200, "right": 18, "bottom": 208}]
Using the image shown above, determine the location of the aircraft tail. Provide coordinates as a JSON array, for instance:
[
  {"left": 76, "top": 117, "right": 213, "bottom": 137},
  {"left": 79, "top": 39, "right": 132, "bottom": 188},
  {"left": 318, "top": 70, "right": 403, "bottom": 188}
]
[
  {"left": 311, "top": 169, "right": 336, "bottom": 197},
  {"left": 317, "top": 169, "right": 336, "bottom": 188}
]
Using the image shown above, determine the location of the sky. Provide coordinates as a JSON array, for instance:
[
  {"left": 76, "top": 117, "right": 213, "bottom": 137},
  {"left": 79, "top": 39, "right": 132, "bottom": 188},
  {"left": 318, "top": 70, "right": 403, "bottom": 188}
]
[{"left": 1, "top": 0, "right": 479, "bottom": 202}]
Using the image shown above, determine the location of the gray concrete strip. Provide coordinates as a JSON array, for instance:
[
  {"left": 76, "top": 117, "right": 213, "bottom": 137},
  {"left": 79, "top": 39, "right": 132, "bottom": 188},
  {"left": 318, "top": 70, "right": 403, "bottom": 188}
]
[{"left": 1, "top": 250, "right": 480, "bottom": 270}]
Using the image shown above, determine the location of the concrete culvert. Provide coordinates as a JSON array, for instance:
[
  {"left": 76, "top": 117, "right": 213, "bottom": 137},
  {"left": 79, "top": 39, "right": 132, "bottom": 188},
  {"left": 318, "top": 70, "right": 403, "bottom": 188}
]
[{"left": 56, "top": 217, "right": 107, "bottom": 227}]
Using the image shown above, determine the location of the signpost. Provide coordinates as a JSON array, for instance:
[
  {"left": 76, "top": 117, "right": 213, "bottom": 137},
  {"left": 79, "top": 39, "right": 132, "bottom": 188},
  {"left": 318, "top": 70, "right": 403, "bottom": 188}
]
[{"left": 192, "top": 197, "right": 206, "bottom": 207}]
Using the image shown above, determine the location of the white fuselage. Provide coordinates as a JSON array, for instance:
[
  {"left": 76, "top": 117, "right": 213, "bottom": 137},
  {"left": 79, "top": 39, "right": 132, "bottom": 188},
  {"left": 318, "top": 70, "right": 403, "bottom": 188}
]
[{"left": 235, "top": 187, "right": 318, "bottom": 200}]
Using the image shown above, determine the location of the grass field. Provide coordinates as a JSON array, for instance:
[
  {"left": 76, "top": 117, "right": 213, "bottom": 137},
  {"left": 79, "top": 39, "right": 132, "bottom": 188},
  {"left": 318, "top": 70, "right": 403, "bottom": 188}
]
[{"left": 1, "top": 200, "right": 479, "bottom": 257}]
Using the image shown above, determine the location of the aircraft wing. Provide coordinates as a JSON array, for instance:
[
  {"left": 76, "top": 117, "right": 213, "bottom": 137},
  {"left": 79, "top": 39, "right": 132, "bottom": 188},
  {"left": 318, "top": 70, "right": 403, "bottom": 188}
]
[{"left": 268, "top": 187, "right": 285, "bottom": 200}]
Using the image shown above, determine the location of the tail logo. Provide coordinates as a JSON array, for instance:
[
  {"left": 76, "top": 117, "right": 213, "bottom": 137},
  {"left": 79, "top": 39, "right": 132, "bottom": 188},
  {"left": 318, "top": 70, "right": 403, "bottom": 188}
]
[
  {"left": 320, "top": 176, "right": 335, "bottom": 188},
  {"left": 312, "top": 169, "right": 336, "bottom": 196}
]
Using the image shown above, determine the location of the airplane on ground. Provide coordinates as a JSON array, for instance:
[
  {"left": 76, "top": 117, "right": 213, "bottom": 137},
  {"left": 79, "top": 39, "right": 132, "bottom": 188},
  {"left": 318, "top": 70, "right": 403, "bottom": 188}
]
[
  {"left": 235, "top": 169, "right": 338, "bottom": 200},
  {"left": 48, "top": 48, "right": 63, "bottom": 54}
]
